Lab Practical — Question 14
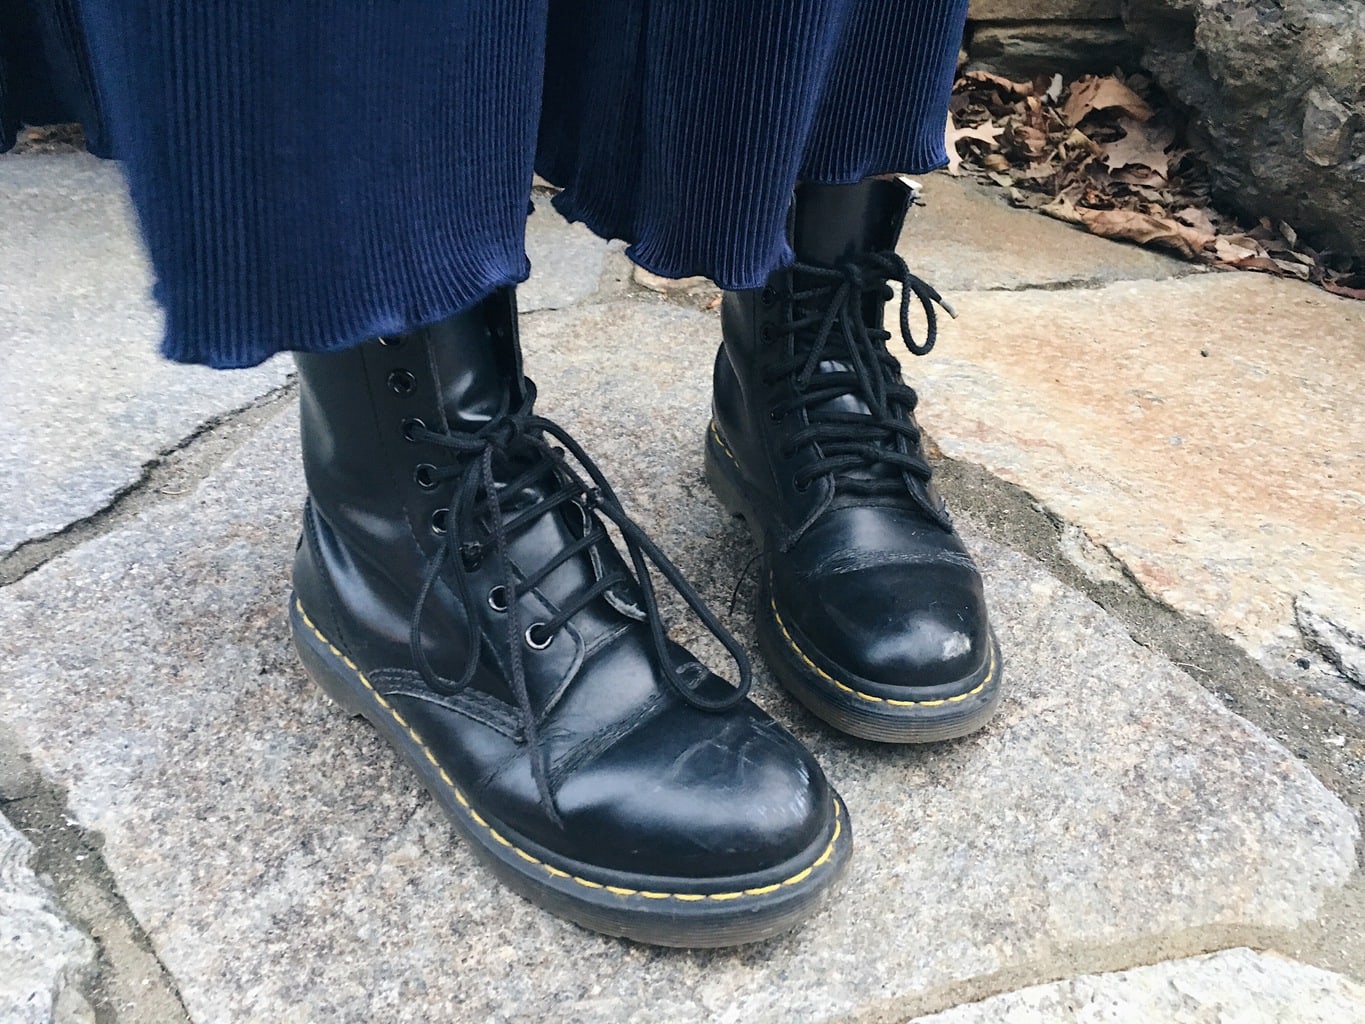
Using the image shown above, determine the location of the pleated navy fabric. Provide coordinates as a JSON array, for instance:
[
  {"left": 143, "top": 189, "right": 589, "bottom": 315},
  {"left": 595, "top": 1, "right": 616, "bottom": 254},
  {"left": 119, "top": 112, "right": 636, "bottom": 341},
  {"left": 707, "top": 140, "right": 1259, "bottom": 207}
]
[{"left": 69, "top": 1, "right": 967, "bottom": 368}]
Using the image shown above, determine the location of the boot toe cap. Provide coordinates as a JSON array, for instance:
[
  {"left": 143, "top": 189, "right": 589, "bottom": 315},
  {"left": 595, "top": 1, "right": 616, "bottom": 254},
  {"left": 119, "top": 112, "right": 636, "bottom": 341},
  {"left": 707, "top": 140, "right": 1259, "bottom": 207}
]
[
  {"left": 556, "top": 704, "right": 834, "bottom": 880},
  {"left": 785, "top": 563, "right": 990, "bottom": 691}
]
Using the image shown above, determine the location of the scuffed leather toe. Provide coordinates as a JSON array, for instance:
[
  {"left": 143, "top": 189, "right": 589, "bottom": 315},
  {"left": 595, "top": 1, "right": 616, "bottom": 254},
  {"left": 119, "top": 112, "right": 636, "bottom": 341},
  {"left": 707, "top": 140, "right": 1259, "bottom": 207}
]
[{"left": 556, "top": 703, "right": 830, "bottom": 878}]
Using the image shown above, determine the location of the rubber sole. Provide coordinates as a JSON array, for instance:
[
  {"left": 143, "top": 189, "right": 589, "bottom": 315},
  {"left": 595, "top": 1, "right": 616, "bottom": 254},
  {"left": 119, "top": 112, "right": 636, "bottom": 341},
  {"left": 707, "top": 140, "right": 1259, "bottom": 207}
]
[
  {"left": 288, "top": 596, "right": 851, "bottom": 948},
  {"left": 705, "top": 420, "right": 1004, "bottom": 744}
]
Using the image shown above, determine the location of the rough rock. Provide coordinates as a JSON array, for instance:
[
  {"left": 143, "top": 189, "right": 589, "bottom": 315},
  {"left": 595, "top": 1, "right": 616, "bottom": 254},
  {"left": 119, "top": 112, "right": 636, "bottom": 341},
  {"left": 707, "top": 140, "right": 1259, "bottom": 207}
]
[
  {"left": 0, "top": 815, "right": 97, "bottom": 1024},
  {"left": 966, "top": 22, "right": 1140, "bottom": 79},
  {"left": 0, "top": 299, "right": 1356, "bottom": 1022},
  {"left": 1296, "top": 592, "right": 1365, "bottom": 688},
  {"left": 1124, "top": 0, "right": 1365, "bottom": 261},
  {"left": 969, "top": 0, "right": 1120, "bottom": 19},
  {"left": 908, "top": 948, "right": 1365, "bottom": 1023}
]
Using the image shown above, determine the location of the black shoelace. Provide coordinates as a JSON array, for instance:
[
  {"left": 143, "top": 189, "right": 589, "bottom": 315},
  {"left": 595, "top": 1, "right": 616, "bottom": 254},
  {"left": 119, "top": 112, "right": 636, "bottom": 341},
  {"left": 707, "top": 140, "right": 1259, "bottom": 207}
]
[
  {"left": 762, "top": 251, "right": 957, "bottom": 543},
  {"left": 406, "top": 380, "right": 751, "bottom": 825}
]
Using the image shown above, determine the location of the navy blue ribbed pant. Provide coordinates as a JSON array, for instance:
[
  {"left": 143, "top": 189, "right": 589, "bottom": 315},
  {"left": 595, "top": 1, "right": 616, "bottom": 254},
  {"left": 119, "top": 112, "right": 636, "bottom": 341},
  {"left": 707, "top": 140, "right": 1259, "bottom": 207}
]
[{"left": 69, "top": 2, "right": 967, "bottom": 368}]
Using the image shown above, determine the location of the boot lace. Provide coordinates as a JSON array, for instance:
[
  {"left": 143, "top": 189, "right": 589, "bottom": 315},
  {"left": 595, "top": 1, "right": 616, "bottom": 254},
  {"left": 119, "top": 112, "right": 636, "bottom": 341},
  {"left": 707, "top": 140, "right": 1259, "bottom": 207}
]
[
  {"left": 405, "top": 380, "right": 751, "bottom": 825},
  {"left": 763, "top": 251, "right": 956, "bottom": 539}
]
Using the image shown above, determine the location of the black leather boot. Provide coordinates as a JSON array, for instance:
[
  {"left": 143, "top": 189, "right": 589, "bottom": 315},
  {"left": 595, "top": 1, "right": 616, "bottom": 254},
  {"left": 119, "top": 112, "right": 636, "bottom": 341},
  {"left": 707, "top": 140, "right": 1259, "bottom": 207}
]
[
  {"left": 706, "top": 179, "right": 1003, "bottom": 743},
  {"left": 289, "top": 289, "right": 849, "bottom": 947}
]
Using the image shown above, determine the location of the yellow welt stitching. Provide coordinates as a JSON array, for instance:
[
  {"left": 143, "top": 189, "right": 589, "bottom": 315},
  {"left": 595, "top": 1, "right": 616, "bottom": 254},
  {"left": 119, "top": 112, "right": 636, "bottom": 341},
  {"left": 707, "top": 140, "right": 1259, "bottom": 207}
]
[
  {"left": 708, "top": 420, "right": 735, "bottom": 460},
  {"left": 297, "top": 600, "right": 846, "bottom": 904},
  {"left": 772, "top": 594, "right": 993, "bottom": 707}
]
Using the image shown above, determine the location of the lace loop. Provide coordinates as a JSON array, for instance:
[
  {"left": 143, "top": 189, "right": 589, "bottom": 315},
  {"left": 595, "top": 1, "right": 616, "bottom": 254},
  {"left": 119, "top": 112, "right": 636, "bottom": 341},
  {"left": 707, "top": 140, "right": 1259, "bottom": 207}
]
[
  {"left": 404, "top": 380, "right": 752, "bottom": 822},
  {"left": 767, "top": 251, "right": 955, "bottom": 534}
]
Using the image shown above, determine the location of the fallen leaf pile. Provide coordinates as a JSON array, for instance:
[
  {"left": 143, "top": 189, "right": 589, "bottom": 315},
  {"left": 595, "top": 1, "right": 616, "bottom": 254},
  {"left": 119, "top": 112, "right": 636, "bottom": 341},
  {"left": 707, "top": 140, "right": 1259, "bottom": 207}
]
[{"left": 946, "top": 70, "right": 1365, "bottom": 300}]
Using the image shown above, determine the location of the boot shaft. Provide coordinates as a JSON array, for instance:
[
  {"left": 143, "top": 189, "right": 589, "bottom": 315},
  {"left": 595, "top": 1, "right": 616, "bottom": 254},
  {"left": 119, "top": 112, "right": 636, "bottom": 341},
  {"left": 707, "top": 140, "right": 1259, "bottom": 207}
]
[{"left": 294, "top": 290, "right": 526, "bottom": 548}]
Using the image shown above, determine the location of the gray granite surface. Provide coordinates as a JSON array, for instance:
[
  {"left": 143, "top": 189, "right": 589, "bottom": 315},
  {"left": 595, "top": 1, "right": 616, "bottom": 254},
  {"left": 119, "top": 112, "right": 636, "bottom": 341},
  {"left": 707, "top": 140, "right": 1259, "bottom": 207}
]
[
  {"left": 0, "top": 298, "right": 1355, "bottom": 1022},
  {"left": 0, "top": 815, "right": 96, "bottom": 1023},
  {"left": 908, "top": 947, "right": 1365, "bottom": 1023},
  {"left": 0, "top": 152, "right": 292, "bottom": 556}
]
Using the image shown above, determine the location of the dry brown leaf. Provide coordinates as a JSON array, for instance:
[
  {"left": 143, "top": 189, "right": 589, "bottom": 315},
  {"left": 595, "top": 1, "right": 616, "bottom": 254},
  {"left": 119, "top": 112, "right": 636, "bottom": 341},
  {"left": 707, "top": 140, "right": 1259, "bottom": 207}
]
[
  {"left": 1322, "top": 275, "right": 1365, "bottom": 300},
  {"left": 1176, "top": 205, "right": 1218, "bottom": 236},
  {"left": 1272, "top": 258, "right": 1312, "bottom": 281},
  {"left": 1076, "top": 207, "right": 1212, "bottom": 258},
  {"left": 944, "top": 113, "right": 1006, "bottom": 175},
  {"left": 1062, "top": 76, "right": 1155, "bottom": 126},
  {"left": 962, "top": 70, "right": 1033, "bottom": 97},
  {"left": 1101, "top": 117, "right": 1175, "bottom": 175}
]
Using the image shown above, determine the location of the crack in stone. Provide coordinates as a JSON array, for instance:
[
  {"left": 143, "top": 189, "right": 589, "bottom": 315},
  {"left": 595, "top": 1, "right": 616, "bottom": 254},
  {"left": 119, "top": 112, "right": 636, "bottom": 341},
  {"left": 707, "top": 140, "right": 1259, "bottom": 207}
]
[
  {"left": 0, "top": 725, "right": 190, "bottom": 1023},
  {"left": 0, "top": 381, "right": 298, "bottom": 589}
]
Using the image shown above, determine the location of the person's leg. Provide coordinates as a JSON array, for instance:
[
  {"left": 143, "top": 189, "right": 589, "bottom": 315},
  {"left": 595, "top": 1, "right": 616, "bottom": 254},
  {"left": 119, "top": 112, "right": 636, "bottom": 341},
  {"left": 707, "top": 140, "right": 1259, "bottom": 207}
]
[
  {"left": 537, "top": 0, "right": 1002, "bottom": 741},
  {"left": 74, "top": 2, "right": 849, "bottom": 945}
]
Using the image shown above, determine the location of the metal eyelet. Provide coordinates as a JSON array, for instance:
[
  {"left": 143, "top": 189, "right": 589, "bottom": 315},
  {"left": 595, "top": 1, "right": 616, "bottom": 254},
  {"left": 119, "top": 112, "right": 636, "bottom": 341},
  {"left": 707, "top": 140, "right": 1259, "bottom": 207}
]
[
  {"left": 760, "top": 287, "right": 777, "bottom": 306},
  {"left": 402, "top": 417, "right": 426, "bottom": 442},
  {"left": 525, "top": 623, "right": 553, "bottom": 650},
  {"left": 760, "top": 323, "right": 775, "bottom": 343},
  {"left": 430, "top": 508, "right": 449, "bottom": 535},
  {"left": 413, "top": 463, "right": 438, "bottom": 490},
  {"left": 768, "top": 408, "right": 782, "bottom": 422},
  {"left": 487, "top": 586, "right": 509, "bottom": 612},
  {"left": 388, "top": 369, "right": 416, "bottom": 395},
  {"left": 377, "top": 335, "right": 404, "bottom": 348}
]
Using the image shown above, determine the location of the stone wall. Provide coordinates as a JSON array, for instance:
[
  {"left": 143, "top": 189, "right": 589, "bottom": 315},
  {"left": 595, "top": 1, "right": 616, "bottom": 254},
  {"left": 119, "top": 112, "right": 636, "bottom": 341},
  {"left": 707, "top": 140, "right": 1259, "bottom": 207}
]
[
  {"left": 964, "top": 0, "right": 1139, "bottom": 78},
  {"left": 964, "top": 0, "right": 1365, "bottom": 263}
]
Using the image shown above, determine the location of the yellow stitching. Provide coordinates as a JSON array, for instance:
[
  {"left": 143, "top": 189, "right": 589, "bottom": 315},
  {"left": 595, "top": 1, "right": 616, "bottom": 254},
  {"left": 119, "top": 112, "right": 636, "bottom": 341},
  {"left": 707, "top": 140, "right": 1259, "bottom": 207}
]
[
  {"left": 295, "top": 598, "right": 844, "bottom": 904},
  {"left": 771, "top": 596, "right": 994, "bottom": 707},
  {"left": 708, "top": 420, "right": 735, "bottom": 460}
]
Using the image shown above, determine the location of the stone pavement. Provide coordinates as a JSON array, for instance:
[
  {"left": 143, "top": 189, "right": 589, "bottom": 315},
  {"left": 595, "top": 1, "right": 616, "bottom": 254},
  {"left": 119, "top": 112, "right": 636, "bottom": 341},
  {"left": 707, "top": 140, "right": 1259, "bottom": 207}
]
[{"left": 1, "top": 152, "right": 1361, "bottom": 1022}]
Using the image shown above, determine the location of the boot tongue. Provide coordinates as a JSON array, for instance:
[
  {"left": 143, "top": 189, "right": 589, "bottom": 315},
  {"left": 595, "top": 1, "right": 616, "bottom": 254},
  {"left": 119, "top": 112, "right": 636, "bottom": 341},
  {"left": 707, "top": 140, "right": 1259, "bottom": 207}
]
[
  {"left": 790, "top": 180, "right": 914, "bottom": 488},
  {"left": 790, "top": 178, "right": 911, "bottom": 265},
  {"left": 426, "top": 299, "right": 526, "bottom": 431}
]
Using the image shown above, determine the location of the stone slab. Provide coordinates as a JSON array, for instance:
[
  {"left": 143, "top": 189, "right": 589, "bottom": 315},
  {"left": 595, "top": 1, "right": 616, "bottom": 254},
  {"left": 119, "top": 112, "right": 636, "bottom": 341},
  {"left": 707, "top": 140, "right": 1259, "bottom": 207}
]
[
  {"left": 0, "top": 297, "right": 1356, "bottom": 1022},
  {"left": 0, "top": 151, "right": 293, "bottom": 557},
  {"left": 966, "top": 23, "right": 1142, "bottom": 79},
  {"left": 903, "top": 175, "right": 1193, "bottom": 293},
  {"left": 521, "top": 196, "right": 614, "bottom": 313},
  {"left": 913, "top": 273, "right": 1365, "bottom": 677},
  {"left": 0, "top": 813, "right": 96, "bottom": 1024},
  {"left": 909, "top": 948, "right": 1365, "bottom": 1023},
  {"left": 969, "top": 0, "right": 1120, "bottom": 19}
]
